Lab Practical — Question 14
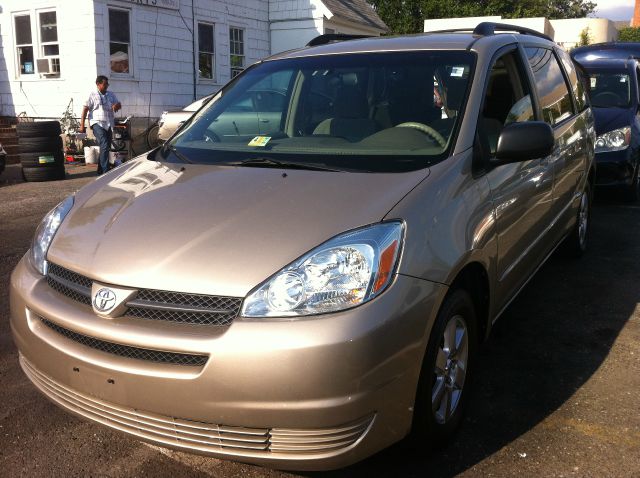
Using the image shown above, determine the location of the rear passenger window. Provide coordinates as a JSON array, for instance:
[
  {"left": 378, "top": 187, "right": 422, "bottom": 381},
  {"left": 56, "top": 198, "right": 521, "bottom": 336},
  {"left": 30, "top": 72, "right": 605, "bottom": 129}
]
[
  {"left": 525, "top": 48, "right": 574, "bottom": 125},
  {"left": 556, "top": 48, "right": 587, "bottom": 111}
]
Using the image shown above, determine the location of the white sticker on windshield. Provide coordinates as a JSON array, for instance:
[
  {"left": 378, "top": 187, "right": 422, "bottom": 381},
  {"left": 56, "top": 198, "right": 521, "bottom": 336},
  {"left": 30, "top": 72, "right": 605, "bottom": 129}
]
[
  {"left": 450, "top": 66, "right": 464, "bottom": 77},
  {"left": 590, "top": 77, "right": 597, "bottom": 88},
  {"left": 621, "top": 77, "right": 627, "bottom": 83}
]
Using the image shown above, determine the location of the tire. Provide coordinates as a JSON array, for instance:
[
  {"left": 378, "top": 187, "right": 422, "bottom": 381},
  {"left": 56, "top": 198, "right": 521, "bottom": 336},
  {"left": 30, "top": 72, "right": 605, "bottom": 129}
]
[
  {"left": 18, "top": 136, "right": 63, "bottom": 154},
  {"left": 411, "top": 289, "right": 477, "bottom": 449},
  {"left": 22, "top": 165, "right": 65, "bottom": 182},
  {"left": 19, "top": 150, "right": 64, "bottom": 168},
  {"left": 16, "top": 121, "right": 61, "bottom": 138},
  {"left": 564, "top": 182, "right": 591, "bottom": 258}
]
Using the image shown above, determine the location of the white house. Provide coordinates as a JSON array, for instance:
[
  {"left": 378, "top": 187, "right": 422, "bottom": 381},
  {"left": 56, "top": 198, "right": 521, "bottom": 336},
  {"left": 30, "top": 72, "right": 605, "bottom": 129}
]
[{"left": 0, "top": 0, "right": 386, "bottom": 121}]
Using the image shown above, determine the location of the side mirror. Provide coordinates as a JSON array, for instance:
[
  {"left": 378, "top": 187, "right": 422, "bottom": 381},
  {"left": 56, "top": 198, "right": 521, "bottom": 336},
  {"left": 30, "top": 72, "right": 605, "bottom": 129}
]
[{"left": 492, "top": 121, "right": 554, "bottom": 165}]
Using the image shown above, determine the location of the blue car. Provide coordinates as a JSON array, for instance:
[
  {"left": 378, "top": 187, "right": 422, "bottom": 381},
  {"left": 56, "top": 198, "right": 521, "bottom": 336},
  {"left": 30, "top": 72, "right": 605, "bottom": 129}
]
[
  {"left": 571, "top": 42, "right": 640, "bottom": 63},
  {"left": 576, "top": 58, "right": 640, "bottom": 200}
]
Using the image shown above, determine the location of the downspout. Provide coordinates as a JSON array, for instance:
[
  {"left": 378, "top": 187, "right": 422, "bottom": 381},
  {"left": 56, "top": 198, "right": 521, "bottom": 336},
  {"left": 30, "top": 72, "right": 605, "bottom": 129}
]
[{"left": 192, "top": 0, "right": 197, "bottom": 100}]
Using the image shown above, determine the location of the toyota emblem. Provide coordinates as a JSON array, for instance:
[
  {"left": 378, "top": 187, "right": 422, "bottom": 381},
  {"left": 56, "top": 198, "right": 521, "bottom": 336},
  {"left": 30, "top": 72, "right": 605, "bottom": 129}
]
[{"left": 93, "top": 288, "right": 117, "bottom": 313}]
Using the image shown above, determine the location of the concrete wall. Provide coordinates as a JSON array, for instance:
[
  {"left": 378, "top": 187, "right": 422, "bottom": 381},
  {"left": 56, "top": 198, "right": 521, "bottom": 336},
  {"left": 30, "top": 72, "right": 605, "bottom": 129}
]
[
  {"left": 424, "top": 16, "right": 501, "bottom": 33},
  {"left": 425, "top": 15, "right": 618, "bottom": 50},
  {"left": 551, "top": 18, "right": 618, "bottom": 49}
]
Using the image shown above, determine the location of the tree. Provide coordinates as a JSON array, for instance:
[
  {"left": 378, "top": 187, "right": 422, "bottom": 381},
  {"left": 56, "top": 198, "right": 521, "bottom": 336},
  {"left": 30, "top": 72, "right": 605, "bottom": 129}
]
[
  {"left": 618, "top": 27, "right": 640, "bottom": 42},
  {"left": 369, "top": 0, "right": 597, "bottom": 34},
  {"left": 578, "top": 27, "right": 591, "bottom": 46}
]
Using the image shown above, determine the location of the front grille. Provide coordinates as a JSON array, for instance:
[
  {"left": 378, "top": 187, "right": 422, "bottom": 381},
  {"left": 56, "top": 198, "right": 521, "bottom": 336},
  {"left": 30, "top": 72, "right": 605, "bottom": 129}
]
[
  {"left": 40, "top": 318, "right": 208, "bottom": 367},
  {"left": 47, "top": 263, "right": 92, "bottom": 306},
  {"left": 21, "top": 356, "right": 373, "bottom": 457},
  {"left": 46, "top": 263, "right": 241, "bottom": 326}
]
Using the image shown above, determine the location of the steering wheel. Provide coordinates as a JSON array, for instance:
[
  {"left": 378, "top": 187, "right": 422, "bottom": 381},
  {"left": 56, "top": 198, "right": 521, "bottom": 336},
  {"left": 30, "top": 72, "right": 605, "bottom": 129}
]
[
  {"left": 592, "top": 91, "right": 623, "bottom": 106},
  {"left": 203, "top": 129, "right": 220, "bottom": 143},
  {"left": 396, "top": 122, "right": 447, "bottom": 148}
]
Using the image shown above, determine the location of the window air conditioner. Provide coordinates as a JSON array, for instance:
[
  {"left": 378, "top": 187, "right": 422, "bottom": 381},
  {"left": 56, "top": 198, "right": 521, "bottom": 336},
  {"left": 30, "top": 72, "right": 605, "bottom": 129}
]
[{"left": 37, "top": 58, "right": 59, "bottom": 76}]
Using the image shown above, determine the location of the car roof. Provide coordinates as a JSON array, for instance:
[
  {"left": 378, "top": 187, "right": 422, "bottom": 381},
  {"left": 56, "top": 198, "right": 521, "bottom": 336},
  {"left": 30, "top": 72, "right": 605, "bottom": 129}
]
[
  {"left": 266, "top": 27, "right": 554, "bottom": 62},
  {"left": 578, "top": 58, "right": 638, "bottom": 71}
]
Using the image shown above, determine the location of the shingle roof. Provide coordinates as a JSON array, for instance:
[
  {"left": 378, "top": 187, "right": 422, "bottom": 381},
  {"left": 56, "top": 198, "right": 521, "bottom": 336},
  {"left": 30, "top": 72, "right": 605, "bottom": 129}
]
[{"left": 322, "top": 0, "right": 389, "bottom": 32}]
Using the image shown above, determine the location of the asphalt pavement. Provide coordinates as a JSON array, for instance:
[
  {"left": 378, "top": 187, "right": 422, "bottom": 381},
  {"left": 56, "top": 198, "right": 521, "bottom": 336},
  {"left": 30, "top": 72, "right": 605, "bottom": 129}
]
[{"left": 0, "top": 164, "right": 639, "bottom": 477}]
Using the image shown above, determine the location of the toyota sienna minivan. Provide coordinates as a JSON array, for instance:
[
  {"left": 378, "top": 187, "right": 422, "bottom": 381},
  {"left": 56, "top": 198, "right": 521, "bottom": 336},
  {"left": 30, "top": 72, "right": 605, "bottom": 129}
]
[{"left": 11, "top": 24, "right": 595, "bottom": 471}]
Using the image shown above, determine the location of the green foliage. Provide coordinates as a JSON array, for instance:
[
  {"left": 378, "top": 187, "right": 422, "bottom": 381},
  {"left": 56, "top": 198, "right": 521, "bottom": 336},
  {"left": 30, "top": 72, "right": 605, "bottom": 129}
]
[
  {"left": 369, "top": 0, "right": 597, "bottom": 34},
  {"left": 578, "top": 27, "right": 591, "bottom": 47},
  {"left": 618, "top": 27, "right": 640, "bottom": 43}
]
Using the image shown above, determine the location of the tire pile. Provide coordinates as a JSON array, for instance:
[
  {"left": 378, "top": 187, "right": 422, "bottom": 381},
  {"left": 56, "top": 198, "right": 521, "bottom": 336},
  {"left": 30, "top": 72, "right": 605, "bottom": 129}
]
[{"left": 17, "top": 121, "right": 65, "bottom": 182}]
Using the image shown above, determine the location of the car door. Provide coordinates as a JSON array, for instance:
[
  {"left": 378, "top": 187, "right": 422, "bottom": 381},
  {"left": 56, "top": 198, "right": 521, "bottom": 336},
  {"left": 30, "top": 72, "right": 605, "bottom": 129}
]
[
  {"left": 525, "top": 47, "right": 588, "bottom": 240},
  {"left": 479, "top": 47, "right": 555, "bottom": 307}
]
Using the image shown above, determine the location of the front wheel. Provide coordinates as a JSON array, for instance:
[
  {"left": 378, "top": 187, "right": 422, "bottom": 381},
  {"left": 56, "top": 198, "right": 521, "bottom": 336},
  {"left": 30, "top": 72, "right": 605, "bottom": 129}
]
[{"left": 411, "top": 289, "right": 477, "bottom": 448}]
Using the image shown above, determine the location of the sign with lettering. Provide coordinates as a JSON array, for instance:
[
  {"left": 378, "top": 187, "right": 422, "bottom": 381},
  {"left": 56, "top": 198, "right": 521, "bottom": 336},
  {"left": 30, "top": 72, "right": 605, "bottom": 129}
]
[{"left": 128, "top": 0, "right": 179, "bottom": 10}]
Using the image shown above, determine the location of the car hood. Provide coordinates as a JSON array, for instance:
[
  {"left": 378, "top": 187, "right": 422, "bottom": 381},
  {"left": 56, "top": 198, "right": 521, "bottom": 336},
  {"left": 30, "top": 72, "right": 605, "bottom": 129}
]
[
  {"left": 48, "top": 159, "right": 428, "bottom": 297},
  {"left": 592, "top": 106, "right": 633, "bottom": 135}
]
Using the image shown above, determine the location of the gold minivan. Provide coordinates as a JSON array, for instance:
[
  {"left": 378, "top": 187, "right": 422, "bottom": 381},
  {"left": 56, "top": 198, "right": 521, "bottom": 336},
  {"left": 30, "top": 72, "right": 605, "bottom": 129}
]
[{"left": 11, "top": 24, "right": 594, "bottom": 471}]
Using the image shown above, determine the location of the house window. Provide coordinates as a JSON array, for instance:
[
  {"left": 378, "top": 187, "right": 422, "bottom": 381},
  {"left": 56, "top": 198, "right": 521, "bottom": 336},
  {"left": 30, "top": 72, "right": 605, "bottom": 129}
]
[
  {"left": 229, "top": 27, "right": 244, "bottom": 78},
  {"left": 15, "top": 14, "right": 35, "bottom": 75},
  {"left": 198, "top": 23, "right": 214, "bottom": 79},
  {"left": 38, "top": 11, "right": 60, "bottom": 76},
  {"left": 109, "top": 8, "right": 131, "bottom": 74}
]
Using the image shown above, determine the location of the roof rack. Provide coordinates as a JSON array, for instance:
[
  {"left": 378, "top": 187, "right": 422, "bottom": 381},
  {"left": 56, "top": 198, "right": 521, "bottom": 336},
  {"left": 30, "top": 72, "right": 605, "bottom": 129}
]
[
  {"left": 306, "top": 34, "right": 371, "bottom": 47},
  {"left": 428, "top": 22, "right": 552, "bottom": 42}
]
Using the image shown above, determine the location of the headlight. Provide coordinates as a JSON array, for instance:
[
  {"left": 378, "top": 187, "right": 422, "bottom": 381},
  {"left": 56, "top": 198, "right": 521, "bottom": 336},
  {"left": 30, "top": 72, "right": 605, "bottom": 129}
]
[
  {"left": 29, "top": 195, "right": 74, "bottom": 275},
  {"left": 242, "top": 222, "right": 404, "bottom": 317},
  {"left": 595, "top": 126, "right": 631, "bottom": 152}
]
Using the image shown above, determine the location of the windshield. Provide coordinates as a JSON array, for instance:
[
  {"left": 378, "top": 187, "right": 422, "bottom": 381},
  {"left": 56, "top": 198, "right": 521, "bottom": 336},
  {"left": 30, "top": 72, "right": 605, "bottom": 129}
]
[
  {"left": 167, "top": 51, "right": 475, "bottom": 172},
  {"left": 587, "top": 71, "right": 632, "bottom": 108}
]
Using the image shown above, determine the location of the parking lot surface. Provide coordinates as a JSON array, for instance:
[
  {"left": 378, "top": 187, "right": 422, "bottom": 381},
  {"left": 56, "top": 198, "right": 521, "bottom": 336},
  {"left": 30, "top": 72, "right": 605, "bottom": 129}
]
[{"left": 1, "top": 164, "right": 639, "bottom": 477}]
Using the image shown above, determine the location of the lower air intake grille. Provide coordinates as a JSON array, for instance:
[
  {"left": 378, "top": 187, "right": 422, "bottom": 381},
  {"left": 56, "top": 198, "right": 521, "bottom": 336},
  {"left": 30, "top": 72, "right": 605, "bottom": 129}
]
[
  {"left": 21, "top": 356, "right": 373, "bottom": 458},
  {"left": 40, "top": 318, "right": 208, "bottom": 367}
]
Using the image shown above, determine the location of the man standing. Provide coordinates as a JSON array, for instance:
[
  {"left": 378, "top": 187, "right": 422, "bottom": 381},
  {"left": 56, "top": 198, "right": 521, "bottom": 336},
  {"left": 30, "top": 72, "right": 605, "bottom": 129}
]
[{"left": 80, "top": 75, "right": 121, "bottom": 175}]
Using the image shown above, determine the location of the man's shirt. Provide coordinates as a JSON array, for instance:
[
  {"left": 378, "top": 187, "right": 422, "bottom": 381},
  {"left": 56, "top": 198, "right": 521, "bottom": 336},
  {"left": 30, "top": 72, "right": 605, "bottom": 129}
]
[{"left": 85, "top": 90, "right": 119, "bottom": 130}]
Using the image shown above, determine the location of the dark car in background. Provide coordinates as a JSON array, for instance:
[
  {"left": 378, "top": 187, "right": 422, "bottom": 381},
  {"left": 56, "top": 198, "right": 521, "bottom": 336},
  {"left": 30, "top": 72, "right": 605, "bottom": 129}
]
[
  {"left": 575, "top": 58, "right": 640, "bottom": 200},
  {"left": 572, "top": 42, "right": 640, "bottom": 63}
]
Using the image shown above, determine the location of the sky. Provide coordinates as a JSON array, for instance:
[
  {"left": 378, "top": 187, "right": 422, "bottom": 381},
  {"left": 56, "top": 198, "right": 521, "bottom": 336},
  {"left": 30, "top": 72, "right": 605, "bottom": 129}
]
[{"left": 592, "top": 0, "right": 635, "bottom": 20}]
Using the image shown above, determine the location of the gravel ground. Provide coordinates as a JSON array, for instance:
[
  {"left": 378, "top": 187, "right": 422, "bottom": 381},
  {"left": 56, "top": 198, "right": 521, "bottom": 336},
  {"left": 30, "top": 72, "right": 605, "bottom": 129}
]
[{"left": 1, "top": 164, "right": 639, "bottom": 477}]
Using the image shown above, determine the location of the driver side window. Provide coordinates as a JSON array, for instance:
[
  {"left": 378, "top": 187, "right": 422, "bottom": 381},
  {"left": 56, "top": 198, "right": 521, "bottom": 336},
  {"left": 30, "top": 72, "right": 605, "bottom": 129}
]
[{"left": 478, "top": 50, "right": 534, "bottom": 157}]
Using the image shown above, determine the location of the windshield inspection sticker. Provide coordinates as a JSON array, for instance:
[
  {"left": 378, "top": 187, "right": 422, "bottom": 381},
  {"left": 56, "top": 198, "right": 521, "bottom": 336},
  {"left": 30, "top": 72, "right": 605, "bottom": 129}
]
[{"left": 248, "top": 136, "right": 271, "bottom": 147}]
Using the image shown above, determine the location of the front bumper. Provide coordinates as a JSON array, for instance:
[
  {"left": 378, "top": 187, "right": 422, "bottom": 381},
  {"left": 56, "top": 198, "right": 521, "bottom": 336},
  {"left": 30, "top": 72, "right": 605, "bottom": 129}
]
[
  {"left": 594, "top": 148, "right": 638, "bottom": 186},
  {"left": 10, "top": 256, "right": 445, "bottom": 470}
]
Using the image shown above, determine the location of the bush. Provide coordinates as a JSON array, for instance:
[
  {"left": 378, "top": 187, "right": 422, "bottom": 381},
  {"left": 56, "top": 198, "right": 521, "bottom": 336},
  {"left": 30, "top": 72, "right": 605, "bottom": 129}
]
[{"left": 618, "top": 27, "right": 640, "bottom": 42}]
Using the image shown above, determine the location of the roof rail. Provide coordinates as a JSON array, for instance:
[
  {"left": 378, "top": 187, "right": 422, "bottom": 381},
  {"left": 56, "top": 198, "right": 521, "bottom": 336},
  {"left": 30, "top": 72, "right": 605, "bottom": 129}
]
[
  {"left": 473, "top": 22, "right": 553, "bottom": 42},
  {"left": 427, "top": 22, "right": 552, "bottom": 42},
  {"left": 306, "top": 34, "right": 371, "bottom": 47}
]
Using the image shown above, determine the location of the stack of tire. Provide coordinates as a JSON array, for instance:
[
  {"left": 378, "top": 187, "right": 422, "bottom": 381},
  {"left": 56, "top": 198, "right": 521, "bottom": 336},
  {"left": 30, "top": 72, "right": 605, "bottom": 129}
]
[{"left": 17, "top": 121, "right": 65, "bottom": 182}]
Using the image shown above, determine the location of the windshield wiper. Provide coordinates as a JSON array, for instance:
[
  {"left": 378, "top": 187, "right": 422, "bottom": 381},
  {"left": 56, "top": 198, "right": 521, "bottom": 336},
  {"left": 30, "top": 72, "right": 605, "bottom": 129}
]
[
  {"left": 233, "top": 157, "right": 341, "bottom": 172},
  {"left": 164, "top": 144, "right": 192, "bottom": 164}
]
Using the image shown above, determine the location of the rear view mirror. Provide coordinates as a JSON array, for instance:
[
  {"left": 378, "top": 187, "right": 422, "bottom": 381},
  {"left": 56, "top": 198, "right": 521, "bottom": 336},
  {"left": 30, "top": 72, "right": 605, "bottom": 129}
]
[{"left": 492, "top": 121, "right": 554, "bottom": 165}]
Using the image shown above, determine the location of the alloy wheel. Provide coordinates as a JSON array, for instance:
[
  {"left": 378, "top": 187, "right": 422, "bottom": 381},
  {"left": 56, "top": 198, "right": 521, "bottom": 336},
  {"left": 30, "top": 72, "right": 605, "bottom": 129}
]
[{"left": 432, "top": 314, "right": 469, "bottom": 424}]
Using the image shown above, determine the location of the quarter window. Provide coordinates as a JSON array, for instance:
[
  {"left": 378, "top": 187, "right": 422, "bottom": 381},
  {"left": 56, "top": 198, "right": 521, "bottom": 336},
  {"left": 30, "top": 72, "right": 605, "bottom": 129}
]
[
  {"left": 198, "top": 23, "right": 215, "bottom": 80},
  {"left": 525, "top": 48, "right": 574, "bottom": 125},
  {"left": 109, "top": 9, "right": 131, "bottom": 74},
  {"left": 556, "top": 48, "right": 586, "bottom": 112},
  {"left": 229, "top": 27, "right": 244, "bottom": 78},
  {"left": 14, "top": 14, "right": 35, "bottom": 76}
]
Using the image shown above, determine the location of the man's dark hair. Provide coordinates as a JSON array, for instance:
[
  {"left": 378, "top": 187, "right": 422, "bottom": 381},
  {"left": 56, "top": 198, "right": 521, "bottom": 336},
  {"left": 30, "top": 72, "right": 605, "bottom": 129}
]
[{"left": 96, "top": 75, "right": 109, "bottom": 85}]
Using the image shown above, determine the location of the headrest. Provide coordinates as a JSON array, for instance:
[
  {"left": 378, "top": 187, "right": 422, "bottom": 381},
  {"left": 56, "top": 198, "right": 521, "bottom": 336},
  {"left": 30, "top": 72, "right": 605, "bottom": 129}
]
[{"left": 334, "top": 85, "right": 369, "bottom": 118}]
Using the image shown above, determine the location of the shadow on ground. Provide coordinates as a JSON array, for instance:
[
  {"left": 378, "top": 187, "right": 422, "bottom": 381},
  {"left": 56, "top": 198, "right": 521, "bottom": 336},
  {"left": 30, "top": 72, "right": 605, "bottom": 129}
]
[{"left": 306, "top": 190, "right": 640, "bottom": 477}]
